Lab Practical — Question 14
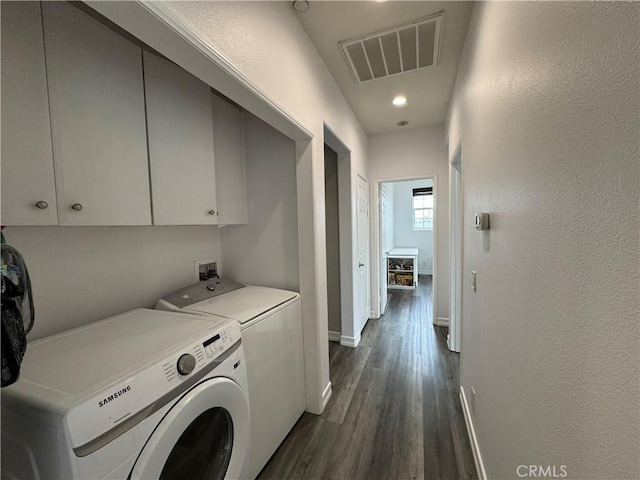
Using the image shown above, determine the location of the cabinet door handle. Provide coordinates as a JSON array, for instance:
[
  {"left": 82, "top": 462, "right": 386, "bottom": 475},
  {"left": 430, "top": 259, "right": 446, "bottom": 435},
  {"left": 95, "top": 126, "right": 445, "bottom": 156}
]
[
  {"left": 208, "top": 210, "right": 216, "bottom": 216},
  {"left": 359, "top": 263, "right": 365, "bottom": 267},
  {"left": 36, "top": 201, "right": 49, "bottom": 210},
  {"left": 71, "top": 203, "right": 83, "bottom": 211}
]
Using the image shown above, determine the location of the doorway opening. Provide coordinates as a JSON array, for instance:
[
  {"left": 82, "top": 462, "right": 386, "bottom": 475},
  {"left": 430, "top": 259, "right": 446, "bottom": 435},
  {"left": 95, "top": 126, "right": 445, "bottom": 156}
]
[
  {"left": 324, "top": 144, "right": 342, "bottom": 343},
  {"left": 323, "top": 126, "right": 362, "bottom": 349},
  {"left": 376, "top": 176, "right": 437, "bottom": 324}
]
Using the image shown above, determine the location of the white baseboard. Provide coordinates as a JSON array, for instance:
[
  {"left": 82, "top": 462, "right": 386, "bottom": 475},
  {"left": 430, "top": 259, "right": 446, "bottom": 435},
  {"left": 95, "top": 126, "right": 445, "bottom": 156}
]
[
  {"left": 340, "top": 331, "right": 361, "bottom": 348},
  {"left": 328, "top": 331, "right": 341, "bottom": 342},
  {"left": 436, "top": 317, "right": 450, "bottom": 327},
  {"left": 321, "top": 381, "right": 333, "bottom": 410},
  {"left": 460, "top": 386, "right": 487, "bottom": 480}
]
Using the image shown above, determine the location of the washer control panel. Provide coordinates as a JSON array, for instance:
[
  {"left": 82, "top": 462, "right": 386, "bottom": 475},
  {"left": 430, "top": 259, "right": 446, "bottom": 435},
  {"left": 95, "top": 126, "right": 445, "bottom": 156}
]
[
  {"left": 160, "top": 278, "right": 246, "bottom": 308},
  {"left": 68, "top": 318, "right": 241, "bottom": 451}
]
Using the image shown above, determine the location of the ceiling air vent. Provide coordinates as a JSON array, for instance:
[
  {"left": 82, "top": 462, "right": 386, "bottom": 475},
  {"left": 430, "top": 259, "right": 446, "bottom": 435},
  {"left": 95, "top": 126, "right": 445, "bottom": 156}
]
[{"left": 339, "top": 13, "right": 443, "bottom": 84}]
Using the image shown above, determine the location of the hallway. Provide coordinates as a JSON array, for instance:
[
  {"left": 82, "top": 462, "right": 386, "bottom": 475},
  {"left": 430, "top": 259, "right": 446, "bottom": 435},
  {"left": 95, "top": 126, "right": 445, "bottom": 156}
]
[{"left": 258, "top": 276, "right": 477, "bottom": 479}]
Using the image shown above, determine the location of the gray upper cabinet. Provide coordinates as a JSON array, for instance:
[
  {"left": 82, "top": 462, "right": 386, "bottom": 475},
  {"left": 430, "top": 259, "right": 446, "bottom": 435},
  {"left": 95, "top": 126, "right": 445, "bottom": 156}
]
[
  {"left": 2, "top": 2, "right": 247, "bottom": 228},
  {"left": 1, "top": 2, "right": 58, "bottom": 226},
  {"left": 213, "top": 94, "right": 248, "bottom": 225},
  {"left": 42, "top": 2, "right": 151, "bottom": 226},
  {"left": 143, "top": 51, "right": 218, "bottom": 225}
]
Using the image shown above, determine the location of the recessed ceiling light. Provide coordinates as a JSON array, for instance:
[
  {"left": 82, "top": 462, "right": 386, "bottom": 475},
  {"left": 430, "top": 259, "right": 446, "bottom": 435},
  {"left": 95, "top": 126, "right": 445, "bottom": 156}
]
[
  {"left": 397, "top": 120, "right": 409, "bottom": 127},
  {"left": 292, "top": 1, "right": 309, "bottom": 13},
  {"left": 392, "top": 96, "right": 408, "bottom": 107}
]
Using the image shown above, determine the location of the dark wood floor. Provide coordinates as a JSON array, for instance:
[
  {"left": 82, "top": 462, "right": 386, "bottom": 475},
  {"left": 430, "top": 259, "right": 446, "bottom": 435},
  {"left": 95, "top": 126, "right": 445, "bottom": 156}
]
[{"left": 258, "top": 276, "right": 477, "bottom": 480}]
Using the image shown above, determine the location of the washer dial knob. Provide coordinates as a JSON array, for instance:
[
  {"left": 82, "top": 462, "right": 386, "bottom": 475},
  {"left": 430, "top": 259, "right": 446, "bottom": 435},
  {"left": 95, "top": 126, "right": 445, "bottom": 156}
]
[{"left": 177, "top": 354, "right": 196, "bottom": 375}]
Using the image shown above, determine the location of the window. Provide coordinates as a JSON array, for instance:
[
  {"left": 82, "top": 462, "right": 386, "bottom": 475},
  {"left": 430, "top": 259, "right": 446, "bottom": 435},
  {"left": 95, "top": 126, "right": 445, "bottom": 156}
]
[{"left": 413, "top": 187, "right": 433, "bottom": 230}]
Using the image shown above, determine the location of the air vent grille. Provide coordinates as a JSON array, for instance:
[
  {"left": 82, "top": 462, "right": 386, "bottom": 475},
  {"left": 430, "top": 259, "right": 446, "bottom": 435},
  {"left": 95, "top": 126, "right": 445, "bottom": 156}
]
[{"left": 339, "top": 13, "right": 443, "bottom": 84}]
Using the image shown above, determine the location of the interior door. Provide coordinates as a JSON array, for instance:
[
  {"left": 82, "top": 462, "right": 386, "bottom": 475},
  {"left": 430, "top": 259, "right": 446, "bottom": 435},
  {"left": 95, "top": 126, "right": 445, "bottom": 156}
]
[
  {"left": 379, "top": 183, "right": 390, "bottom": 315},
  {"left": 130, "top": 377, "right": 249, "bottom": 480},
  {"left": 357, "top": 175, "right": 370, "bottom": 333}
]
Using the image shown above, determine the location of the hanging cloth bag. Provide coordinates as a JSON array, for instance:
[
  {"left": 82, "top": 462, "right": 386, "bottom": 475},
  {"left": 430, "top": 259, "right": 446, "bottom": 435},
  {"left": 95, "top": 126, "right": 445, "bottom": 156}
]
[{"left": 1, "top": 232, "right": 35, "bottom": 387}]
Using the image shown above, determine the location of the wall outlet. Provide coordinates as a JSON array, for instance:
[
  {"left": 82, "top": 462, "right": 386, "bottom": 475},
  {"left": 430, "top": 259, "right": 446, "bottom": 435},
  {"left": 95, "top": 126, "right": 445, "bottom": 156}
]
[
  {"left": 195, "top": 258, "right": 218, "bottom": 282},
  {"left": 470, "top": 386, "right": 476, "bottom": 415}
]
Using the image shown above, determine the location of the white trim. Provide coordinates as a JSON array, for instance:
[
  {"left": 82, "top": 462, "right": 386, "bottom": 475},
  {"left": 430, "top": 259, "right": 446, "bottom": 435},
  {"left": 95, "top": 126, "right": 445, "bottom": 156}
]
[
  {"left": 418, "top": 269, "right": 433, "bottom": 275},
  {"left": 133, "top": 1, "right": 313, "bottom": 141},
  {"left": 460, "top": 386, "right": 487, "bottom": 480},
  {"left": 328, "top": 331, "right": 341, "bottom": 342},
  {"left": 340, "top": 331, "right": 361, "bottom": 348},
  {"left": 321, "top": 381, "right": 333, "bottom": 410},
  {"left": 448, "top": 138, "right": 463, "bottom": 352},
  {"left": 436, "top": 317, "right": 449, "bottom": 327}
]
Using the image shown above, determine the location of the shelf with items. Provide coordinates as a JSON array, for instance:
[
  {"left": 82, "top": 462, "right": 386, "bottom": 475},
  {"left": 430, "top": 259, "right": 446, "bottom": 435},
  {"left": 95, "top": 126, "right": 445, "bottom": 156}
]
[{"left": 387, "top": 248, "right": 419, "bottom": 290}]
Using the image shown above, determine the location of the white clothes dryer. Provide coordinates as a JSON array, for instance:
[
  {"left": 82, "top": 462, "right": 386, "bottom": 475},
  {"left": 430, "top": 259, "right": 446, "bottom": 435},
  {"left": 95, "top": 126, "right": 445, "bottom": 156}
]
[
  {"left": 1, "top": 309, "right": 250, "bottom": 480},
  {"left": 157, "top": 279, "right": 305, "bottom": 480}
]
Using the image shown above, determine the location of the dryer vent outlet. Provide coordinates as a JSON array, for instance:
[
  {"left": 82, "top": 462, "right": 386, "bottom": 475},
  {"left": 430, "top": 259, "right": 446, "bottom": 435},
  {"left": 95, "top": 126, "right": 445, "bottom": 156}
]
[{"left": 195, "top": 258, "right": 218, "bottom": 282}]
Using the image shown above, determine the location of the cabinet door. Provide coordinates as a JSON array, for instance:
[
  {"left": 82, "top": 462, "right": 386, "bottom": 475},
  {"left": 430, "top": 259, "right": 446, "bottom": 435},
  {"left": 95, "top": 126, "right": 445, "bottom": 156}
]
[
  {"left": 143, "top": 51, "right": 217, "bottom": 225},
  {"left": 42, "top": 2, "right": 151, "bottom": 226},
  {"left": 212, "top": 94, "right": 247, "bottom": 225},
  {"left": 1, "top": 2, "right": 58, "bottom": 225}
]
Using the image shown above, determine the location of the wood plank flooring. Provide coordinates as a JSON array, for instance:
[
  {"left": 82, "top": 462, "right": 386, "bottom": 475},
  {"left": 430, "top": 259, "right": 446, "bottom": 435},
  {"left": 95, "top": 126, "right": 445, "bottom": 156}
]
[{"left": 258, "top": 276, "right": 477, "bottom": 480}]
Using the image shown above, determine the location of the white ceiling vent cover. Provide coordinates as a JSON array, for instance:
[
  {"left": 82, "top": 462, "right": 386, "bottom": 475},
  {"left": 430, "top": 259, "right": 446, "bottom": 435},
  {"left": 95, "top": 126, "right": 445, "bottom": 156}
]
[{"left": 339, "top": 13, "right": 443, "bottom": 84}]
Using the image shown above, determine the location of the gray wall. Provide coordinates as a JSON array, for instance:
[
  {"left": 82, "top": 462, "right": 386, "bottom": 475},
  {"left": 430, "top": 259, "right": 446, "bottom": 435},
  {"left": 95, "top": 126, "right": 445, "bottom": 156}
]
[
  {"left": 447, "top": 2, "right": 640, "bottom": 478},
  {"left": 324, "top": 145, "right": 341, "bottom": 335},
  {"left": 6, "top": 225, "right": 221, "bottom": 340},
  {"left": 220, "top": 112, "right": 299, "bottom": 292}
]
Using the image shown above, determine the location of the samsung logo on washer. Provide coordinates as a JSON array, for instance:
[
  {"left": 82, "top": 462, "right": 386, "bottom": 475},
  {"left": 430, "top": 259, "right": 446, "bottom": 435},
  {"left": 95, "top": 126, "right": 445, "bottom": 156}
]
[{"left": 98, "top": 386, "right": 131, "bottom": 407}]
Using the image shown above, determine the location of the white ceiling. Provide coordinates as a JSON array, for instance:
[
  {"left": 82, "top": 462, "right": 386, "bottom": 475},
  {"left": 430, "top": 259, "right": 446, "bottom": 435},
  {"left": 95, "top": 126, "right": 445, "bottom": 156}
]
[{"left": 294, "top": 1, "right": 472, "bottom": 135}]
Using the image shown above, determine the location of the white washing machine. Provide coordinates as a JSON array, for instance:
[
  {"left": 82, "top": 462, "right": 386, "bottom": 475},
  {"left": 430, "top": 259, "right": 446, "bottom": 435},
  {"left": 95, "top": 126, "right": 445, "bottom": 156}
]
[
  {"left": 157, "top": 279, "right": 305, "bottom": 480},
  {"left": 1, "top": 308, "right": 250, "bottom": 480}
]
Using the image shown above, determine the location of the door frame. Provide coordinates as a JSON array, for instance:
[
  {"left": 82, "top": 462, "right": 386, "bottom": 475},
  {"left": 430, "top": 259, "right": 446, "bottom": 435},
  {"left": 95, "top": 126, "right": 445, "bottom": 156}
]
[
  {"left": 448, "top": 139, "right": 463, "bottom": 352},
  {"left": 356, "top": 174, "right": 370, "bottom": 339},
  {"left": 378, "top": 182, "right": 390, "bottom": 315},
  {"left": 371, "top": 174, "right": 438, "bottom": 324},
  {"left": 323, "top": 125, "right": 363, "bottom": 349}
]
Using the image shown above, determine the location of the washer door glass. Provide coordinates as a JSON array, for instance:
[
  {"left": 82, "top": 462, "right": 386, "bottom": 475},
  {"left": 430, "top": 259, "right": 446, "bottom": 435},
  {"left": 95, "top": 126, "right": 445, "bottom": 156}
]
[
  {"left": 160, "top": 407, "right": 233, "bottom": 480},
  {"left": 130, "top": 377, "right": 249, "bottom": 480}
]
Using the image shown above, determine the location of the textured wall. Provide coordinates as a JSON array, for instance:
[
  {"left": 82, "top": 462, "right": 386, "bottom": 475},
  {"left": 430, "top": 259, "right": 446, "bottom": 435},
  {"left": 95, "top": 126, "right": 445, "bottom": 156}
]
[
  {"left": 447, "top": 2, "right": 640, "bottom": 478},
  {"left": 5, "top": 225, "right": 221, "bottom": 340},
  {"left": 368, "top": 125, "right": 449, "bottom": 321}
]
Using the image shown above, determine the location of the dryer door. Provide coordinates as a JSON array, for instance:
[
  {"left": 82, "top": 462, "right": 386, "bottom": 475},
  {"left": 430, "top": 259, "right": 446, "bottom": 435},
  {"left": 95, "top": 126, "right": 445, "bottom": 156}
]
[{"left": 130, "top": 377, "right": 249, "bottom": 480}]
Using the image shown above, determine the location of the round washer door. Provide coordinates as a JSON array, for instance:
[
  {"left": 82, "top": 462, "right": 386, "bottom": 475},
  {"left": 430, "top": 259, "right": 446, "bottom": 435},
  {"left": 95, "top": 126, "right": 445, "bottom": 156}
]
[{"left": 130, "top": 377, "right": 249, "bottom": 480}]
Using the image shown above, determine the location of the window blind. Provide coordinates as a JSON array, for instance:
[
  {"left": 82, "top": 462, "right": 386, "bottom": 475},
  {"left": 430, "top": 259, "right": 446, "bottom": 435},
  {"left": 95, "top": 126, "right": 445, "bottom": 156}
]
[{"left": 413, "top": 187, "right": 433, "bottom": 196}]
